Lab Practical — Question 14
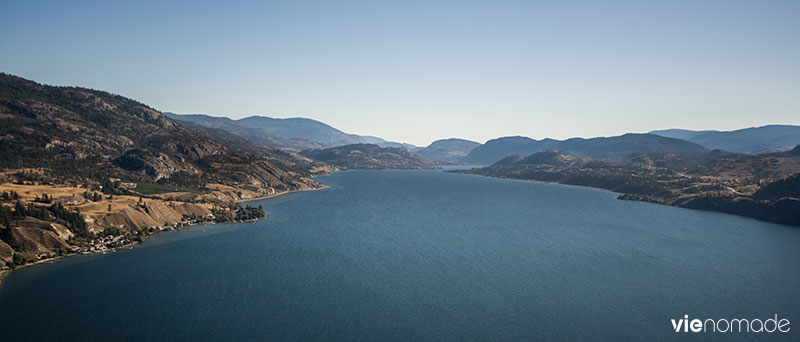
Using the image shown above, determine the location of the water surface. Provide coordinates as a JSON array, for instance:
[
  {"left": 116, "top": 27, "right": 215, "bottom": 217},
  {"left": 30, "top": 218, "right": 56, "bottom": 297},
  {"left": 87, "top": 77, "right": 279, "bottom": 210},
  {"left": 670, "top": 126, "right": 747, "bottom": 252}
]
[{"left": 1, "top": 170, "right": 798, "bottom": 341}]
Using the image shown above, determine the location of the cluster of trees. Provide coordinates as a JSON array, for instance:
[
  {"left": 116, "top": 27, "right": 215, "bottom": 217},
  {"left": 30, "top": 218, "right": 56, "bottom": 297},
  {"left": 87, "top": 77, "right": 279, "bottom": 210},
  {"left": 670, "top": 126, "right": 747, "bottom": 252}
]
[
  {"left": 162, "top": 195, "right": 210, "bottom": 204},
  {"left": 1, "top": 190, "right": 20, "bottom": 201},
  {"left": 211, "top": 204, "right": 265, "bottom": 222},
  {"left": 34, "top": 193, "right": 52, "bottom": 203},
  {"left": 12, "top": 252, "right": 34, "bottom": 265},
  {"left": 99, "top": 226, "right": 124, "bottom": 237},
  {"left": 82, "top": 191, "right": 104, "bottom": 202},
  {"left": 0, "top": 201, "right": 89, "bottom": 236},
  {"left": 99, "top": 178, "right": 121, "bottom": 195}
]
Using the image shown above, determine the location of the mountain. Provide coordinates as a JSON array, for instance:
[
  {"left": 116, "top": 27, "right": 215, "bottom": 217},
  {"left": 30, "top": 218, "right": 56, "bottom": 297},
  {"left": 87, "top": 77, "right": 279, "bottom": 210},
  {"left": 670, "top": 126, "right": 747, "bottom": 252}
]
[
  {"left": 555, "top": 134, "right": 709, "bottom": 159},
  {"left": 463, "top": 134, "right": 708, "bottom": 164},
  {"left": 416, "top": 138, "right": 481, "bottom": 164},
  {"left": 237, "top": 116, "right": 365, "bottom": 146},
  {"left": 163, "top": 113, "right": 323, "bottom": 152},
  {"left": 0, "top": 74, "right": 320, "bottom": 191},
  {"left": 300, "top": 144, "right": 435, "bottom": 170},
  {"left": 0, "top": 73, "right": 329, "bottom": 275},
  {"left": 166, "top": 113, "right": 417, "bottom": 152},
  {"left": 464, "top": 137, "right": 559, "bottom": 165},
  {"left": 646, "top": 128, "right": 708, "bottom": 141},
  {"left": 169, "top": 121, "right": 334, "bottom": 176},
  {"left": 358, "top": 135, "right": 419, "bottom": 152},
  {"left": 650, "top": 125, "right": 800, "bottom": 154}
]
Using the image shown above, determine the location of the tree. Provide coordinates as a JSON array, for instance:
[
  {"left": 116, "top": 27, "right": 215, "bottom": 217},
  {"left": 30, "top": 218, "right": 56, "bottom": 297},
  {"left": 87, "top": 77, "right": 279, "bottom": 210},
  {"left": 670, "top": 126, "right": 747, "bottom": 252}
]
[
  {"left": 13, "top": 201, "right": 26, "bottom": 218},
  {"left": 35, "top": 193, "right": 52, "bottom": 203}
]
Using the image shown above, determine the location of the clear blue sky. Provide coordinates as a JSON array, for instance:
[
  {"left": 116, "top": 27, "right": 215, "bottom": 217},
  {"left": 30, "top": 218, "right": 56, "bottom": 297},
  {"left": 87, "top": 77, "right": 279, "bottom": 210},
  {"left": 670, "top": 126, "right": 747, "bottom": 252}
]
[{"left": 2, "top": 1, "right": 799, "bottom": 146}]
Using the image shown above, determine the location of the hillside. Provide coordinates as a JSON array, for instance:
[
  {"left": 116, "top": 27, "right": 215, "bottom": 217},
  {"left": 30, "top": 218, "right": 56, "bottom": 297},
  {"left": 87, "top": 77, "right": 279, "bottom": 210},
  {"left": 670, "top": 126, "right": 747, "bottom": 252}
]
[
  {"left": 463, "top": 134, "right": 708, "bottom": 164},
  {"left": 238, "top": 116, "right": 365, "bottom": 147},
  {"left": 172, "top": 121, "right": 335, "bottom": 177},
  {"left": 0, "top": 74, "right": 322, "bottom": 191},
  {"left": 416, "top": 138, "right": 481, "bottom": 164},
  {"left": 0, "top": 73, "right": 326, "bottom": 277},
  {"left": 651, "top": 125, "right": 800, "bottom": 153},
  {"left": 692, "top": 146, "right": 800, "bottom": 179},
  {"left": 458, "top": 147, "right": 800, "bottom": 226},
  {"left": 504, "top": 150, "right": 590, "bottom": 167},
  {"left": 300, "top": 144, "right": 435, "bottom": 170},
  {"left": 164, "top": 113, "right": 323, "bottom": 152}
]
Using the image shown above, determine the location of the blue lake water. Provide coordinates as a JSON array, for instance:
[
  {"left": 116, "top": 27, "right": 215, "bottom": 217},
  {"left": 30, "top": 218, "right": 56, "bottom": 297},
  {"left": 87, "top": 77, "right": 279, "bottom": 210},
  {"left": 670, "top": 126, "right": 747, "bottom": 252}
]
[{"left": 1, "top": 170, "right": 799, "bottom": 341}]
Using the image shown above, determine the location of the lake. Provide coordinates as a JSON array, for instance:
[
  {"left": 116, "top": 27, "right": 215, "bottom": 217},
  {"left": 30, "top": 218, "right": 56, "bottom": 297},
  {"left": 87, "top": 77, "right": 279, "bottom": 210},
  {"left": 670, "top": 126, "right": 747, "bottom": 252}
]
[{"left": 1, "top": 170, "right": 798, "bottom": 341}]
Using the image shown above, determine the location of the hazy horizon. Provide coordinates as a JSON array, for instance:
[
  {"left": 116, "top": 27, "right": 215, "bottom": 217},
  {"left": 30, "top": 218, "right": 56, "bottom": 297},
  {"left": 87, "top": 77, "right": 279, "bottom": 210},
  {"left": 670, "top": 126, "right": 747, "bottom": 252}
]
[{"left": 2, "top": 1, "right": 799, "bottom": 146}]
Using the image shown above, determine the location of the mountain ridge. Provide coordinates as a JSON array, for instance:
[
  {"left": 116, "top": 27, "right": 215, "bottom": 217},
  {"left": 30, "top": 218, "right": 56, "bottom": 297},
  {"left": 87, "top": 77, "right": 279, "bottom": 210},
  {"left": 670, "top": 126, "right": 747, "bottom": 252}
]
[
  {"left": 650, "top": 125, "right": 800, "bottom": 154},
  {"left": 416, "top": 138, "right": 481, "bottom": 164},
  {"left": 166, "top": 112, "right": 417, "bottom": 152},
  {"left": 463, "top": 133, "right": 708, "bottom": 164}
]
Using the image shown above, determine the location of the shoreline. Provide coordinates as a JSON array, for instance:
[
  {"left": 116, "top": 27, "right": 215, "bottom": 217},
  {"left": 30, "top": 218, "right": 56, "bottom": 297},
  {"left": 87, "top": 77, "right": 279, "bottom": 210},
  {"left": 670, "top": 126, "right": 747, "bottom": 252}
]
[
  {"left": 0, "top": 185, "right": 327, "bottom": 289},
  {"left": 452, "top": 170, "right": 800, "bottom": 228},
  {"left": 235, "top": 184, "right": 330, "bottom": 204}
]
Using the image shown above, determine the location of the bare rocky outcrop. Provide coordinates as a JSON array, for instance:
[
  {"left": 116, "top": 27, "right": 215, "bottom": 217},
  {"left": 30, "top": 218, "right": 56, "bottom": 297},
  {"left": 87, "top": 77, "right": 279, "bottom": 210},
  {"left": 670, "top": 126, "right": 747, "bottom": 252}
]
[{"left": 1, "top": 222, "right": 71, "bottom": 256}]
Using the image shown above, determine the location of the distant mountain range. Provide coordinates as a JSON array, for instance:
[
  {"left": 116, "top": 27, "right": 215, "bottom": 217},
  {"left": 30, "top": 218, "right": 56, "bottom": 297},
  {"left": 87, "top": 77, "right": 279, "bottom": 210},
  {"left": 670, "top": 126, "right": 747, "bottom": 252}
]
[
  {"left": 650, "top": 125, "right": 800, "bottom": 154},
  {"left": 165, "top": 113, "right": 416, "bottom": 152},
  {"left": 463, "top": 134, "right": 710, "bottom": 165},
  {"left": 443, "top": 125, "right": 800, "bottom": 165},
  {"left": 163, "top": 113, "right": 322, "bottom": 152},
  {"left": 168, "top": 114, "right": 800, "bottom": 166},
  {"left": 415, "top": 138, "right": 481, "bottom": 164}
]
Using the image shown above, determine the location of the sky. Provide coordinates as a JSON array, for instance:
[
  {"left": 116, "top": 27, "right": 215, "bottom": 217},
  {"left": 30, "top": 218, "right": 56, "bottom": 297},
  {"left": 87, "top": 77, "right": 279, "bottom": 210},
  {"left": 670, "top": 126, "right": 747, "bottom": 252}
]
[{"left": 1, "top": 1, "right": 799, "bottom": 146}]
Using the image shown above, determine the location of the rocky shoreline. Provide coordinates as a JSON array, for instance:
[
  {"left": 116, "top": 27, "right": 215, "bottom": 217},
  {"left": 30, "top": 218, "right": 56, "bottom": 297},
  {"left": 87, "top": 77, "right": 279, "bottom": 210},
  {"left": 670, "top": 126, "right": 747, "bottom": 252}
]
[
  {"left": 0, "top": 214, "right": 249, "bottom": 288},
  {"left": 0, "top": 185, "right": 326, "bottom": 288}
]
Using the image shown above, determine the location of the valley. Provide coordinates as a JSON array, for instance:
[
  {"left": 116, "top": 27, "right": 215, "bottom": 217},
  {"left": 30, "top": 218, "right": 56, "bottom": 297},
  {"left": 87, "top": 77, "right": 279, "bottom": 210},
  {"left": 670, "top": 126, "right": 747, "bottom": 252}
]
[{"left": 2, "top": 71, "right": 800, "bottom": 288}]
